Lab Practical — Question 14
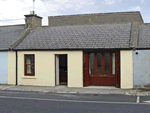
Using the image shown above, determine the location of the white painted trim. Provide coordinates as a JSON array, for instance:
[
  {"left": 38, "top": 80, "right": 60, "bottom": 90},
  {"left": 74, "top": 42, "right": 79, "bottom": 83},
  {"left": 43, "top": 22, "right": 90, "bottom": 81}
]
[{"left": 56, "top": 55, "right": 59, "bottom": 85}]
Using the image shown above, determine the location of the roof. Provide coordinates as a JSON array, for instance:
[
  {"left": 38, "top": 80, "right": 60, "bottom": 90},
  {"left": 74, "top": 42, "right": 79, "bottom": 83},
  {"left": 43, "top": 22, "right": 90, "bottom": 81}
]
[
  {"left": 0, "top": 24, "right": 25, "bottom": 50},
  {"left": 137, "top": 24, "right": 150, "bottom": 48},
  {"left": 15, "top": 23, "right": 132, "bottom": 50}
]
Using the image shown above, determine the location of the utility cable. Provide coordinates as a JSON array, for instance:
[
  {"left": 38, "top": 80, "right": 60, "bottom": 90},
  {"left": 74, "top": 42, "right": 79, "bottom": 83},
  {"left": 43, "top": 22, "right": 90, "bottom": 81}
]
[{"left": 0, "top": 18, "right": 25, "bottom": 21}]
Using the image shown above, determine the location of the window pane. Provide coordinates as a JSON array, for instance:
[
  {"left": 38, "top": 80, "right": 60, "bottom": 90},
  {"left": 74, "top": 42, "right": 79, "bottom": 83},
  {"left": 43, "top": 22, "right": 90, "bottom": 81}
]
[
  {"left": 97, "top": 53, "right": 102, "bottom": 74},
  {"left": 105, "top": 53, "right": 109, "bottom": 74},
  {"left": 112, "top": 53, "right": 115, "bottom": 74},
  {"left": 26, "top": 56, "right": 34, "bottom": 64},
  {"left": 89, "top": 53, "right": 94, "bottom": 74},
  {"left": 27, "top": 65, "right": 34, "bottom": 74}
]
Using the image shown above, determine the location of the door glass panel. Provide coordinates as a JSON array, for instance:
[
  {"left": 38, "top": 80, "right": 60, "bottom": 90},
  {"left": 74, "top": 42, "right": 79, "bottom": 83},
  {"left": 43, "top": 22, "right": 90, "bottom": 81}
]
[
  {"left": 89, "top": 53, "right": 94, "bottom": 74},
  {"left": 97, "top": 53, "right": 102, "bottom": 74},
  {"left": 105, "top": 53, "right": 109, "bottom": 74},
  {"left": 112, "top": 53, "right": 115, "bottom": 74}
]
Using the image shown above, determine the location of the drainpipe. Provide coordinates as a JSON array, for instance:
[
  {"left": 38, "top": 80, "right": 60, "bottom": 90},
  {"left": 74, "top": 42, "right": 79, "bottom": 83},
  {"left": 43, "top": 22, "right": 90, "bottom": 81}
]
[{"left": 16, "top": 51, "right": 18, "bottom": 85}]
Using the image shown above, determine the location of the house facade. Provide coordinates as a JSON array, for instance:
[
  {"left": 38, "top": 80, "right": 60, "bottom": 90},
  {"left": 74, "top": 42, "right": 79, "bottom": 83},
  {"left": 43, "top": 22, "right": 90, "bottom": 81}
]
[
  {"left": 5, "top": 11, "right": 143, "bottom": 89},
  {"left": 1, "top": 11, "right": 149, "bottom": 89},
  {"left": 133, "top": 24, "right": 150, "bottom": 88},
  {"left": 0, "top": 25, "right": 25, "bottom": 84}
]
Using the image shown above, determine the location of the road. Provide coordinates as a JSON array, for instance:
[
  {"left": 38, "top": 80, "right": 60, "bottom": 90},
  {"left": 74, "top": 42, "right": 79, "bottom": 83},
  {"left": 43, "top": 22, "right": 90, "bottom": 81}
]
[{"left": 0, "top": 90, "right": 149, "bottom": 113}]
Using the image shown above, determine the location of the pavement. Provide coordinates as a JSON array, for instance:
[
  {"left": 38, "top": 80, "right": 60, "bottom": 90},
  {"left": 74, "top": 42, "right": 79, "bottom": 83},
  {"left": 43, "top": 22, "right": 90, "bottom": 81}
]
[{"left": 0, "top": 84, "right": 150, "bottom": 96}]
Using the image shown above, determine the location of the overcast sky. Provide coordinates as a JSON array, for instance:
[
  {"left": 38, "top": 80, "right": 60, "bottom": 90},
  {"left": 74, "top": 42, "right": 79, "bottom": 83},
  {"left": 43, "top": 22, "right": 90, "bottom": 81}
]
[{"left": 0, "top": 0, "right": 150, "bottom": 26}]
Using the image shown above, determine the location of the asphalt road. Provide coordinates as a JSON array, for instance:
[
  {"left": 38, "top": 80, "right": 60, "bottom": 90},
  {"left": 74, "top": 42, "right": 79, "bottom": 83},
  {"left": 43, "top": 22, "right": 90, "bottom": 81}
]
[{"left": 0, "top": 91, "right": 149, "bottom": 113}]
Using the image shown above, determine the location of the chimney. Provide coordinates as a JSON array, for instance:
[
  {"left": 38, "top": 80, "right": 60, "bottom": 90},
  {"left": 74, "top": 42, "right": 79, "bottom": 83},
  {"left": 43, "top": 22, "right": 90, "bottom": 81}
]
[{"left": 24, "top": 11, "right": 43, "bottom": 29}]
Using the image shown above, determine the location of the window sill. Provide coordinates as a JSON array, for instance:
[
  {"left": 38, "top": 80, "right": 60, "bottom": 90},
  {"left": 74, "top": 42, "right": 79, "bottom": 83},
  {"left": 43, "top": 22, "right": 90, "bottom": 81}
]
[{"left": 22, "top": 76, "right": 36, "bottom": 79}]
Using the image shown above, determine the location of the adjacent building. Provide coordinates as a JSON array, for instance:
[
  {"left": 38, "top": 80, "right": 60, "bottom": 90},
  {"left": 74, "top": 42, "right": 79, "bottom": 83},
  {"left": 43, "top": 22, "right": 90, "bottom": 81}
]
[{"left": 0, "top": 24, "right": 25, "bottom": 84}]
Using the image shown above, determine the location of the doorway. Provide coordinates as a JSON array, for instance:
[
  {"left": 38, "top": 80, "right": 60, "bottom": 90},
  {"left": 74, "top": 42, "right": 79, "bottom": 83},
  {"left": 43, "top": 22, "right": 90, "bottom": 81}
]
[
  {"left": 55, "top": 54, "right": 67, "bottom": 86},
  {"left": 83, "top": 51, "right": 120, "bottom": 88}
]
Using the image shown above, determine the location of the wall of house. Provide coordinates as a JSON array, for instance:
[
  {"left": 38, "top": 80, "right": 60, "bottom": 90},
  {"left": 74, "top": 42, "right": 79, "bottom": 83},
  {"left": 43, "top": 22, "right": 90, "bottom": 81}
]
[
  {"left": 0, "top": 52, "right": 7, "bottom": 84},
  {"left": 133, "top": 50, "right": 150, "bottom": 88},
  {"left": 48, "top": 12, "right": 143, "bottom": 26},
  {"left": 7, "top": 51, "right": 16, "bottom": 85},
  {"left": 120, "top": 50, "right": 133, "bottom": 89},
  {"left": 16, "top": 51, "right": 83, "bottom": 87}
]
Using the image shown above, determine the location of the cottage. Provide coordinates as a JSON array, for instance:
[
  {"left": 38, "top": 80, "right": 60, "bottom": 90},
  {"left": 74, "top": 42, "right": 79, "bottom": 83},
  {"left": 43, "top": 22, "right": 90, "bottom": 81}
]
[
  {"left": 133, "top": 24, "right": 150, "bottom": 88},
  {"left": 0, "top": 24, "right": 25, "bottom": 84},
  {"left": 5, "top": 11, "right": 145, "bottom": 89},
  {"left": 2, "top": 11, "right": 149, "bottom": 89}
]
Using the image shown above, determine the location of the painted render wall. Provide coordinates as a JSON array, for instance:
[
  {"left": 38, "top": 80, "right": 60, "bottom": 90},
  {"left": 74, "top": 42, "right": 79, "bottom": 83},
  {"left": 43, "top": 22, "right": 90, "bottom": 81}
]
[
  {"left": 133, "top": 50, "right": 150, "bottom": 88},
  {"left": 0, "top": 52, "right": 7, "bottom": 84},
  {"left": 16, "top": 51, "right": 83, "bottom": 87},
  {"left": 121, "top": 50, "right": 133, "bottom": 89},
  {"left": 7, "top": 51, "right": 16, "bottom": 85}
]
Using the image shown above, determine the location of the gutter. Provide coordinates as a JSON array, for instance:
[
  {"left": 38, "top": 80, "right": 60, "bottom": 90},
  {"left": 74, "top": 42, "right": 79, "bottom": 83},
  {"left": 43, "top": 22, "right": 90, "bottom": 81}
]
[{"left": 13, "top": 48, "right": 133, "bottom": 51}]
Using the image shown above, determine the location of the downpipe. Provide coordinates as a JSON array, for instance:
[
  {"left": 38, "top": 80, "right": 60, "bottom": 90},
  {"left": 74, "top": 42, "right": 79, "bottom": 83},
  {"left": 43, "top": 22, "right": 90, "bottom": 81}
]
[{"left": 16, "top": 51, "right": 18, "bottom": 85}]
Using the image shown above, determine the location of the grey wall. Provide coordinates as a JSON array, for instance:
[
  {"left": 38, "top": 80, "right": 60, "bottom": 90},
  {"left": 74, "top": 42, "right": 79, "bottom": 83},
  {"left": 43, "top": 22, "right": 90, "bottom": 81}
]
[
  {"left": 48, "top": 12, "right": 143, "bottom": 27},
  {"left": 133, "top": 50, "right": 150, "bottom": 88},
  {"left": 0, "top": 52, "right": 7, "bottom": 84}
]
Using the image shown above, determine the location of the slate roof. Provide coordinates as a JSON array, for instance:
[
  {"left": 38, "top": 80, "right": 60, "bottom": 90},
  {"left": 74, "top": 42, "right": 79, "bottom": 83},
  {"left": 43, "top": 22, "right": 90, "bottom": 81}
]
[
  {"left": 15, "top": 23, "right": 132, "bottom": 50},
  {"left": 138, "top": 24, "right": 150, "bottom": 48},
  {"left": 0, "top": 25, "right": 25, "bottom": 50}
]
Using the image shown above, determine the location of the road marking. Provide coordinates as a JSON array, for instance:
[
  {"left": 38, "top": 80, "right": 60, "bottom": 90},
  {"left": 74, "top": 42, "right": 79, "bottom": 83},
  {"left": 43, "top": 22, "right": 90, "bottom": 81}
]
[
  {"left": 0, "top": 95, "right": 149, "bottom": 105},
  {"left": 144, "top": 100, "right": 150, "bottom": 103},
  {"left": 1, "top": 86, "right": 15, "bottom": 90},
  {"left": 136, "top": 96, "right": 140, "bottom": 104}
]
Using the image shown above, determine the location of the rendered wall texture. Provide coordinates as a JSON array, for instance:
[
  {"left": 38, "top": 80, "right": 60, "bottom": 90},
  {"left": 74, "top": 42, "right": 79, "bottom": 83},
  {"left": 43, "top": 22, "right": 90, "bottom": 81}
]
[
  {"left": 16, "top": 51, "right": 83, "bottom": 87},
  {"left": 133, "top": 50, "right": 150, "bottom": 87},
  {"left": 7, "top": 51, "right": 16, "bottom": 85},
  {"left": 121, "top": 50, "right": 133, "bottom": 89},
  {"left": 48, "top": 12, "right": 143, "bottom": 27},
  {"left": 0, "top": 52, "right": 7, "bottom": 84}
]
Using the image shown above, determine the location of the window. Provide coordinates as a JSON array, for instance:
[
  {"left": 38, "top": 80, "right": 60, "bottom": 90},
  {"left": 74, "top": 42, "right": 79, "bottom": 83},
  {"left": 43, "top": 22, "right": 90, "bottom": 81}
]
[
  {"left": 89, "top": 53, "right": 94, "bottom": 74},
  {"left": 25, "top": 55, "right": 35, "bottom": 76},
  {"left": 89, "top": 53, "right": 115, "bottom": 76}
]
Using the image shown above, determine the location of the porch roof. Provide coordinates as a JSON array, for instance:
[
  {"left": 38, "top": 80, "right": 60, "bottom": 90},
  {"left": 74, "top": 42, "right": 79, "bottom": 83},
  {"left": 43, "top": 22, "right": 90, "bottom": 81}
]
[
  {"left": 15, "top": 23, "right": 132, "bottom": 50},
  {"left": 0, "top": 24, "right": 25, "bottom": 50}
]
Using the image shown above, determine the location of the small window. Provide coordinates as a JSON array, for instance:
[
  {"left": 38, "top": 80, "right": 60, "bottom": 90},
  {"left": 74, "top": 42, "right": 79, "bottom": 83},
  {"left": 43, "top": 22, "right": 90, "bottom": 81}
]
[
  {"left": 105, "top": 53, "right": 110, "bottom": 74},
  {"left": 89, "top": 53, "right": 94, "bottom": 74},
  {"left": 89, "top": 52, "right": 116, "bottom": 76},
  {"left": 25, "top": 55, "right": 35, "bottom": 76},
  {"left": 97, "top": 53, "right": 102, "bottom": 74},
  {"left": 112, "top": 53, "right": 115, "bottom": 74}
]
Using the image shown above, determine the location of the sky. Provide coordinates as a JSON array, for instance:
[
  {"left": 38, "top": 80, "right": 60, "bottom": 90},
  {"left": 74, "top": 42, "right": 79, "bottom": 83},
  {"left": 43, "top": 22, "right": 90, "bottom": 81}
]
[{"left": 0, "top": 0, "right": 150, "bottom": 26}]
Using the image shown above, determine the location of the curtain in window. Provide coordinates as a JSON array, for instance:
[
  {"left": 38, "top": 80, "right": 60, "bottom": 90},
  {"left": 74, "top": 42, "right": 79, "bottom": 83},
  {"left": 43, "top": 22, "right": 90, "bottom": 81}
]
[{"left": 27, "top": 56, "right": 31, "bottom": 74}]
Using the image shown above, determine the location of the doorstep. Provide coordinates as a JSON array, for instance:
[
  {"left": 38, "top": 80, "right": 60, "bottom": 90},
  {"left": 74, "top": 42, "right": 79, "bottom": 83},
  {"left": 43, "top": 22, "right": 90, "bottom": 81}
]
[{"left": 83, "top": 86, "right": 119, "bottom": 89}]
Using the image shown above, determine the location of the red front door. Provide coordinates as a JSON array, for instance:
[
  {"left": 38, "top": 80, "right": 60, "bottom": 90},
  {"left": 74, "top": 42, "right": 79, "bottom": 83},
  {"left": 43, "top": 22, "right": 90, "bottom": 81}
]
[{"left": 83, "top": 51, "right": 120, "bottom": 87}]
